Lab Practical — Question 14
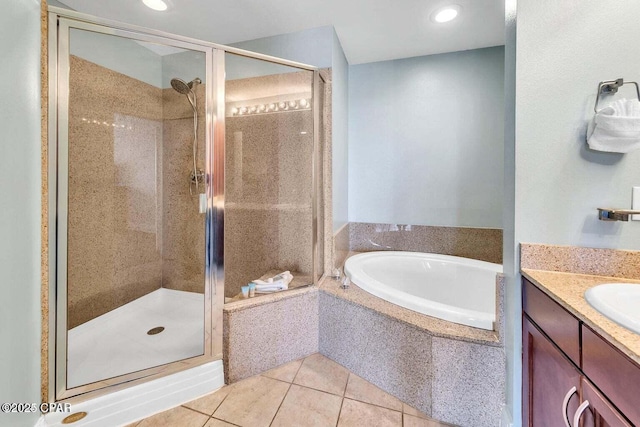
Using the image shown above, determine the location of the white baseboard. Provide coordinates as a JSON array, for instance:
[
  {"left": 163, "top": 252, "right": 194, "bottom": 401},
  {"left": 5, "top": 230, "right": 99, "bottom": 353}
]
[{"left": 43, "top": 360, "right": 224, "bottom": 427}]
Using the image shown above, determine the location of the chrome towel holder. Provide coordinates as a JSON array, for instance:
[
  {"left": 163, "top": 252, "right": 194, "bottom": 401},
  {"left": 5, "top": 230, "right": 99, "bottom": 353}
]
[{"left": 593, "top": 78, "right": 640, "bottom": 112}]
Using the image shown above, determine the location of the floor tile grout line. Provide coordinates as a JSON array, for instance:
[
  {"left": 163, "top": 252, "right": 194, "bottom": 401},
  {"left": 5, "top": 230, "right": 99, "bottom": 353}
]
[
  {"left": 290, "top": 354, "right": 352, "bottom": 397},
  {"left": 260, "top": 374, "right": 293, "bottom": 386},
  {"left": 210, "top": 390, "right": 232, "bottom": 417},
  {"left": 289, "top": 380, "right": 349, "bottom": 399},
  {"left": 210, "top": 415, "right": 242, "bottom": 427},
  {"left": 335, "top": 393, "right": 345, "bottom": 427},
  {"left": 261, "top": 355, "right": 307, "bottom": 384},
  {"left": 183, "top": 385, "right": 233, "bottom": 418},
  {"left": 292, "top": 355, "right": 307, "bottom": 381},
  {"left": 287, "top": 381, "right": 355, "bottom": 404},
  {"left": 342, "top": 396, "right": 403, "bottom": 414},
  {"left": 180, "top": 405, "right": 210, "bottom": 417},
  {"left": 341, "top": 373, "right": 405, "bottom": 413},
  {"left": 268, "top": 380, "right": 293, "bottom": 427},
  {"left": 342, "top": 372, "right": 350, "bottom": 397},
  {"left": 333, "top": 373, "right": 352, "bottom": 427},
  {"left": 181, "top": 403, "right": 216, "bottom": 418}
]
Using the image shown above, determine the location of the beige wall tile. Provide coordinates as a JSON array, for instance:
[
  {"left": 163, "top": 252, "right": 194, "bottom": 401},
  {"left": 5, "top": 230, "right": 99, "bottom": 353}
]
[
  {"left": 223, "top": 70, "right": 319, "bottom": 298},
  {"left": 66, "top": 56, "right": 209, "bottom": 328},
  {"left": 67, "top": 56, "right": 164, "bottom": 327},
  {"left": 348, "top": 223, "right": 502, "bottom": 264}
]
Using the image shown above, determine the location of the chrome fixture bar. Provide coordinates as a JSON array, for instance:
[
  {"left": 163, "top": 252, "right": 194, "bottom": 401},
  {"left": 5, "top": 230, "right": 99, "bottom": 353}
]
[
  {"left": 597, "top": 208, "right": 640, "bottom": 222},
  {"left": 594, "top": 78, "right": 640, "bottom": 113}
]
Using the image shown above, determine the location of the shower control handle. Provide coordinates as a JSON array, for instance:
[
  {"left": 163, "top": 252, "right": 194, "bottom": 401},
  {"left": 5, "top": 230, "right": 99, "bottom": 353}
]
[{"left": 189, "top": 169, "right": 205, "bottom": 196}]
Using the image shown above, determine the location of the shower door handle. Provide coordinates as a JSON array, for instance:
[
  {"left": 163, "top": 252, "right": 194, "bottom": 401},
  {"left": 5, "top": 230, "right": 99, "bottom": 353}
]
[{"left": 199, "top": 193, "right": 207, "bottom": 214}]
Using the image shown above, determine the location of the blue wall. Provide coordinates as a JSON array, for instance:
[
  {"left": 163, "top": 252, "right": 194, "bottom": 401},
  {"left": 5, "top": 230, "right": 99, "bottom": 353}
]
[
  {"left": 348, "top": 46, "right": 505, "bottom": 228},
  {"left": 0, "top": 0, "right": 43, "bottom": 426}
]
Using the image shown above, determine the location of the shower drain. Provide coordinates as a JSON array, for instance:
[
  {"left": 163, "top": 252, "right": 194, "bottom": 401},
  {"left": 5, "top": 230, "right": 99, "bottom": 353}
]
[{"left": 147, "top": 326, "right": 165, "bottom": 335}]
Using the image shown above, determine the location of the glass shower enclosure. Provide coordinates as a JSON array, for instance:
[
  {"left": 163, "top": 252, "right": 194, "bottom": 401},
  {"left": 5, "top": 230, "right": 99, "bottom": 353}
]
[
  {"left": 48, "top": 7, "right": 323, "bottom": 401},
  {"left": 223, "top": 53, "right": 318, "bottom": 301}
]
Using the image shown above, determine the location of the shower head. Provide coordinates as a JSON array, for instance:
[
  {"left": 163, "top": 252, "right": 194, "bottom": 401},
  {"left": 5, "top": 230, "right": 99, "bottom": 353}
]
[
  {"left": 170, "top": 77, "right": 202, "bottom": 95},
  {"left": 170, "top": 78, "right": 191, "bottom": 95}
]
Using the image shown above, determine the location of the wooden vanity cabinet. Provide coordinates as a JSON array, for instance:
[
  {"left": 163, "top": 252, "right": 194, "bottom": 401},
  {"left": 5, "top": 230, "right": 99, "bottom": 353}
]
[
  {"left": 523, "top": 316, "right": 581, "bottom": 427},
  {"left": 580, "top": 378, "right": 633, "bottom": 427},
  {"left": 582, "top": 325, "right": 640, "bottom": 423},
  {"left": 522, "top": 278, "right": 636, "bottom": 427}
]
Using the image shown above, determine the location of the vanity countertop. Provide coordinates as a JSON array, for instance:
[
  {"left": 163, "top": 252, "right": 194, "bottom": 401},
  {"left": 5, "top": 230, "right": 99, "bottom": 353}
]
[{"left": 522, "top": 268, "right": 640, "bottom": 365}]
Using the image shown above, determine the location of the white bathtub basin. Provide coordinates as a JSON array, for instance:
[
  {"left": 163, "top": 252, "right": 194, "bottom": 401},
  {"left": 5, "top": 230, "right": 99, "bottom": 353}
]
[
  {"left": 585, "top": 283, "right": 640, "bottom": 335},
  {"left": 344, "top": 251, "right": 502, "bottom": 330}
]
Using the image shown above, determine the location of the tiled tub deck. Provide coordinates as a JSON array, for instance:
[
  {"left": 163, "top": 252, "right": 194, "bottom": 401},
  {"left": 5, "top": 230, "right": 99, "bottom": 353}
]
[{"left": 223, "top": 271, "right": 506, "bottom": 427}]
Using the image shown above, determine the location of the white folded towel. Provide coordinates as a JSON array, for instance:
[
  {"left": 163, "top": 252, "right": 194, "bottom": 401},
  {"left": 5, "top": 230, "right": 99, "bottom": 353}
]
[
  {"left": 252, "top": 271, "right": 294, "bottom": 293},
  {"left": 587, "top": 98, "right": 640, "bottom": 153}
]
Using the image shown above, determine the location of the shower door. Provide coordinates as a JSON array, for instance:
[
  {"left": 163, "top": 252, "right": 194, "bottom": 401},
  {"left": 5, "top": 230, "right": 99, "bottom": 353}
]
[
  {"left": 51, "top": 17, "right": 221, "bottom": 400},
  {"left": 222, "top": 53, "right": 320, "bottom": 300}
]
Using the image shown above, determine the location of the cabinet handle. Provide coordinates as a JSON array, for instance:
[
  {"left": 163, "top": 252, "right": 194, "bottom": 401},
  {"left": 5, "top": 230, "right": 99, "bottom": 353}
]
[
  {"left": 562, "top": 386, "right": 577, "bottom": 427},
  {"left": 573, "top": 400, "right": 590, "bottom": 427}
]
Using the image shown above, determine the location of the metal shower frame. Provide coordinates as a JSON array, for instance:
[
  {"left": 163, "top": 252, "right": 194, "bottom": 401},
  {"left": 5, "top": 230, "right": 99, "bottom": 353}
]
[{"left": 47, "top": 6, "right": 324, "bottom": 403}]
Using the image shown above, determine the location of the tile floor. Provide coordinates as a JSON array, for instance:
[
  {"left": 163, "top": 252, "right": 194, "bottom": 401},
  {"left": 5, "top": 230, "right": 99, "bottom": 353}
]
[{"left": 126, "top": 353, "right": 456, "bottom": 427}]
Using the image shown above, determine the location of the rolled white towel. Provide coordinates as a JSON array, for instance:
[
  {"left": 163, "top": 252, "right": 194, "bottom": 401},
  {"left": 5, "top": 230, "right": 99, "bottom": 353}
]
[
  {"left": 252, "top": 271, "right": 294, "bottom": 293},
  {"left": 272, "top": 271, "right": 294, "bottom": 285},
  {"left": 255, "top": 283, "right": 287, "bottom": 293}
]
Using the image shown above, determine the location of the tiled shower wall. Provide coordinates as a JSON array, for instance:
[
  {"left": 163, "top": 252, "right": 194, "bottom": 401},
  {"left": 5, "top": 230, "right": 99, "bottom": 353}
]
[
  {"left": 161, "top": 85, "right": 206, "bottom": 294},
  {"left": 67, "top": 56, "right": 206, "bottom": 328},
  {"left": 224, "top": 72, "right": 316, "bottom": 298},
  {"left": 67, "top": 56, "right": 165, "bottom": 328},
  {"left": 67, "top": 58, "right": 326, "bottom": 322}
]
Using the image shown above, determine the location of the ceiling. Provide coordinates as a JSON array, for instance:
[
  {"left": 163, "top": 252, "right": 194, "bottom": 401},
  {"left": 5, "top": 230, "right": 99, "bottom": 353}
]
[{"left": 56, "top": 0, "right": 505, "bottom": 65}]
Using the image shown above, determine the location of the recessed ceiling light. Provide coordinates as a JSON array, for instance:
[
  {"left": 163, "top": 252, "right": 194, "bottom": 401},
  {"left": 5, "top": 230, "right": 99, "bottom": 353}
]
[
  {"left": 142, "top": 0, "right": 168, "bottom": 11},
  {"left": 431, "top": 5, "right": 461, "bottom": 23}
]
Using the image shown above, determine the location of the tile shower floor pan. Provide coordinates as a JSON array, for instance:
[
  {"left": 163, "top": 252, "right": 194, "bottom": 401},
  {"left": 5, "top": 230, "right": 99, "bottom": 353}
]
[{"left": 67, "top": 288, "right": 204, "bottom": 388}]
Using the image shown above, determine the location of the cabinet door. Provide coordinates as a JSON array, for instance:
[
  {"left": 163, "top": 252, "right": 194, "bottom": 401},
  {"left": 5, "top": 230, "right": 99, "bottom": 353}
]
[
  {"left": 523, "top": 316, "right": 581, "bottom": 427},
  {"left": 578, "top": 378, "right": 632, "bottom": 427},
  {"left": 582, "top": 325, "right": 640, "bottom": 424}
]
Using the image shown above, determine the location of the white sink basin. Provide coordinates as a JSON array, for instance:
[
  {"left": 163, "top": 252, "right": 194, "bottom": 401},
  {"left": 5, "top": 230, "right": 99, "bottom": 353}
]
[{"left": 585, "top": 283, "right": 640, "bottom": 335}]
